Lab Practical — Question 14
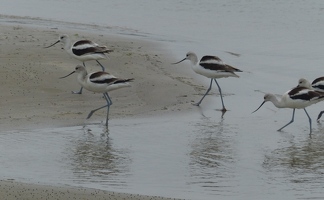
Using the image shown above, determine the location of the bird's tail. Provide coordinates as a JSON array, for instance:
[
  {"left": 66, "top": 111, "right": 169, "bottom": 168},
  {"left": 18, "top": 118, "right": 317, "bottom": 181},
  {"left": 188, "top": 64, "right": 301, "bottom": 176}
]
[
  {"left": 226, "top": 64, "right": 243, "bottom": 72},
  {"left": 97, "top": 46, "right": 113, "bottom": 54},
  {"left": 103, "top": 49, "right": 114, "bottom": 53},
  {"left": 115, "top": 78, "right": 134, "bottom": 84}
]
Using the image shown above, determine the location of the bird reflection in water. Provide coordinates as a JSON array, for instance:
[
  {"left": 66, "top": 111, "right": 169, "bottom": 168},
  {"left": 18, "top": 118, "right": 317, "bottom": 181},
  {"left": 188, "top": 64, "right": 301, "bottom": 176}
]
[
  {"left": 67, "top": 126, "right": 131, "bottom": 187},
  {"left": 263, "top": 132, "right": 324, "bottom": 192},
  {"left": 188, "top": 117, "right": 239, "bottom": 192}
]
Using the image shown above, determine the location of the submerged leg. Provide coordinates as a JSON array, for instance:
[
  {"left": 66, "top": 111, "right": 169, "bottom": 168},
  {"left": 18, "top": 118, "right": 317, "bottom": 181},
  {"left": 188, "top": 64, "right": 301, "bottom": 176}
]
[
  {"left": 103, "top": 93, "right": 113, "bottom": 126},
  {"left": 213, "top": 79, "right": 226, "bottom": 112},
  {"left": 96, "top": 60, "right": 105, "bottom": 71},
  {"left": 317, "top": 110, "right": 324, "bottom": 121},
  {"left": 193, "top": 79, "right": 213, "bottom": 106},
  {"left": 278, "top": 109, "right": 295, "bottom": 131},
  {"left": 303, "top": 108, "right": 312, "bottom": 135}
]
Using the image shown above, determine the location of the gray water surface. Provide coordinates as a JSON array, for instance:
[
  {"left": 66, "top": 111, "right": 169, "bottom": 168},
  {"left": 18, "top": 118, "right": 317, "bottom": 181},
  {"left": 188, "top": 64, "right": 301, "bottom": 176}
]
[
  {"left": 1, "top": 108, "right": 324, "bottom": 200},
  {"left": 1, "top": 1, "right": 324, "bottom": 199}
]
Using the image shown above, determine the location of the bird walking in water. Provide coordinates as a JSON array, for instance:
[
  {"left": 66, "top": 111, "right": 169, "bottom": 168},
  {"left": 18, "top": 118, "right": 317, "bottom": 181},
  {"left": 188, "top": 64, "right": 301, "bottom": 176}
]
[
  {"left": 60, "top": 65, "right": 133, "bottom": 126},
  {"left": 297, "top": 77, "right": 324, "bottom": 121},
  {"left": 45, "top": 34, "right": 113, "bottom": 94},
  {"left": 173, "top": 51, "right": 242, "bottom": 112},
  {"left": 252, "top": 86, "right": 324, "bottom": 135}
]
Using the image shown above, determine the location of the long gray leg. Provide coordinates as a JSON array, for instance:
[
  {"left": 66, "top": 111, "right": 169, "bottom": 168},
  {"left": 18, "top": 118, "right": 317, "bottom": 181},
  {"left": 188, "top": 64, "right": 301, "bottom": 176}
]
[
  {"left": 86, "top": 104, "right": 108, "bottom": 119},
  {"left": 72, "top": 87, "right": 83, "bottom": 94},
  {"left": 96, "top": 60, "right": 105, "bottom": 71},
  {"left": 87, "top": 93, "right": 112, "bottom": 119},
  {"left": 278, "top": 109, "right": 295, "bottom": 131},
  {"left": 103, "top": 93, "right": 112, "bottom": 126},
  {"left": 213, "top": 79, "right": 226, "bottom": 111},
  {"left": 86, "top": 93, "right": 112, "bottom": 123},
  {"left": 303, "top": 108, "right": 312, "bottom": 135},
  {"left": 105, "top": 93, "right": 113, "bottom": 106},
  {"left": 192, "top": 79, "right": 213, "bottom": 106},
  {"left": 317, "top": 110, "right": 324, "bottom": 121}
]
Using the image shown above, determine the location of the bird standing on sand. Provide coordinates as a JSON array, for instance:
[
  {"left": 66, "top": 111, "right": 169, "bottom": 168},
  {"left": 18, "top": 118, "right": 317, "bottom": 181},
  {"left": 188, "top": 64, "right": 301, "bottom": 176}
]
[
  {"left": 298, "top": 77, "right": 324, "bottom": 121},
  {"left": 173, "top": 51, "right": 242, "bottom": 112},
  {"left": 252, "top": 86, "right": 324, "bottom": 135},
  {"left": 60, "top": 65, "right": 133, "bottom": 126},
  {"left": 45, "top": 34, "right": 113, "bottom": 94}
]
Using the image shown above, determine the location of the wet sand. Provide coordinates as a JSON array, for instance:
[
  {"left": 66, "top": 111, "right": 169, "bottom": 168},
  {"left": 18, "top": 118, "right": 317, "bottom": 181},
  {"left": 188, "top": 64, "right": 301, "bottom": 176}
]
[
  {"left": 0, "top": 21, "right": 200, "bottom": 132},
  {"left": 0, "top": 21, "right": 198, "bottom": 199},
  {"left": 0, "top": 180, "right": 182, "bottom": 200}
]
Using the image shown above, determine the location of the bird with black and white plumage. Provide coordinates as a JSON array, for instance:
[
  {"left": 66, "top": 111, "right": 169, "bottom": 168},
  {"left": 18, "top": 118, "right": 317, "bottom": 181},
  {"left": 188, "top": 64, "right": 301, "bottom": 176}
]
[
  {"left": 253, "top": 86, "right": 324, "bottom": 135},
  {"left": 173, "top": 51, "right": 242, "bottom": 112},
  {"left": 297, "top": 77, "right": 324, "bottom": 121},
  {"left": 45, "top": 34, "right": 113, "bottom": 94},
  {"left": 60, "top": 65, "right": 133, "bottom": 126}
]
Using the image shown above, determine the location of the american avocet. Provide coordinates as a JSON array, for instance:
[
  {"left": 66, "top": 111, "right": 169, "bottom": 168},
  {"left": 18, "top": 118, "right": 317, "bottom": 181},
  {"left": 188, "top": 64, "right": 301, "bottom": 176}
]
[
  {"left": 173, "top": 51, "right": 242, "bottom": 112},
  {"left": 252, "top": 86, "right": 324, "bottom": 134},
  {"left": 45, "top": 34, "right": 113, "bottom": 94},
  {"left": 298, "top": 77, "right": 324, "bottom": 92},
  {"left": 298, "top": 77, "right": 324, "bottom": 121},
  {"left": 45, "top": 34, "right": 113, "bottom": 71},
  {"left": 60, "top": 65, "right": 133, "bottom": 126}
]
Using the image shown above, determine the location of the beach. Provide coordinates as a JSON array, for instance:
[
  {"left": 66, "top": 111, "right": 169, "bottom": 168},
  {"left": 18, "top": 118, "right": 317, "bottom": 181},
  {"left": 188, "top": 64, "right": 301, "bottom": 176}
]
[
  {"left": 0, "top": 21, "right": 198, "bottom": 132},
  {"left": 2, "top": 1, "right": 324, "bottom": 199},
  {"left": 0, "top": 180, "right": 183, "bottom": 200},
  {"left": 0, "top": 21, "right": 195, "bottom": 199}
]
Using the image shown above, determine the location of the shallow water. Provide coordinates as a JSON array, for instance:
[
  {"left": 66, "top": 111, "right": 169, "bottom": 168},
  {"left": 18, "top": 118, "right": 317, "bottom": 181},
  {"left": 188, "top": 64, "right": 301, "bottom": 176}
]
[
  {"left": 2, "top": 106, "right": 324, "bottom": 200},
  {"left": 1, "top": 0, "right": 324, "bottom": 199}
]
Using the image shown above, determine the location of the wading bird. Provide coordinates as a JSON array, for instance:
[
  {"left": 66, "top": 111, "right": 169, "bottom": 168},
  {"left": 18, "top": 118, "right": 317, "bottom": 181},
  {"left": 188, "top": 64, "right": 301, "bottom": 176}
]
[
  {"left": 252, "top": 86, "right": 324, "bottom": 135},
  {"left": 173, "top": 51, "right": 242, "bottom": 112},
  {"left": 60, "top": 65, "right": 133, "bottom": 126},
  {"left": 297, "top": 77, "right": 324, "bottom": 121},
  {"left": 45, "top": 34, "right": 113, "bottom": 94}
]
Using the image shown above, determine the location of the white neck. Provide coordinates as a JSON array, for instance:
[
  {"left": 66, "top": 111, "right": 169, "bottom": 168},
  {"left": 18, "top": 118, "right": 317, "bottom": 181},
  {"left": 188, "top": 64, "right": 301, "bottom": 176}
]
[
  {"left": 191, "top": 56, "right": 198, "bottom": 66},
  {"left": 77, "top": 70, "right": 88, "bottom": 87},
  {"left": 189, "top": 56, "right": 199, "bottom": 73},
  {"left": 268, "top": 94, "right": 285, "bottom": 108},
  {"left": 63, "top": 38, "right": 72, "bottom": 50}
]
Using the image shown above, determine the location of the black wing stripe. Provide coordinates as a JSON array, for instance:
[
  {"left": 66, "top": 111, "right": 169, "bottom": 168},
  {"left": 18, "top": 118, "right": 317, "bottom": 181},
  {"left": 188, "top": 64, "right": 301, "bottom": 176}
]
[
  {"left": 312, "top": 77, "right": 324, "bottom": 85},
  {"left": 114, "top": 78, "right": 134, "bottom": 84},
  {"left": 200, "top": 63, "right": 226, "bottom": 71},
  {"left": 72, "top": 47, "right": 106, "bottom": 56},
  {"left": 74, "top": 40, "right": 93, "bottom": 46},
  {"left": 313, "top": 85, "right": 324, "bottom": 90},
  {"left": 200, "top": 55, "right": 222, "bottom": 63},
  {"left": 289, "top": 87, "right": 324, "bottom": 101},
  {"left": 92, "top": 78, "right": 118, "bottom": 84}
]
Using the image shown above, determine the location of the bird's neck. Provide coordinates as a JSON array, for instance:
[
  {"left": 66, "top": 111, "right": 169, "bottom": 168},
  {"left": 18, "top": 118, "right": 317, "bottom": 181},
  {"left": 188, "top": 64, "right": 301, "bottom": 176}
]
[
  {"left": 63, "top": 39, "right": 72, "bottom": 50},
  {"left": 77, "top": 71, "right": 88, "bottom": 86},
  {"left": 191, "top": 57, "right": 198, "bottom": 66},
  {"left": 190, "top": 59, "right": 200, "bottom": 74},
  {"left": 270, "top": 96, "right": 285, "bottom": 108}
]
